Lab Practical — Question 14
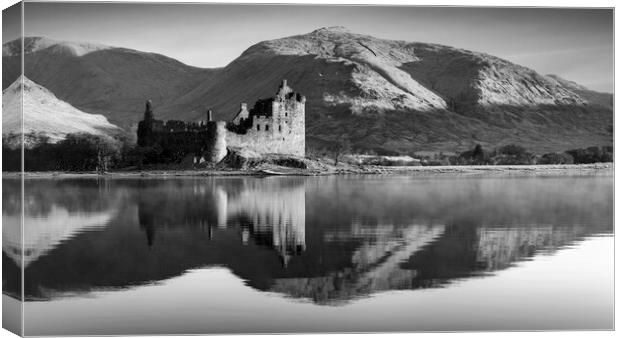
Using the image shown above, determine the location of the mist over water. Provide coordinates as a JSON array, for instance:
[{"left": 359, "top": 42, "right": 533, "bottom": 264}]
[{"left": 2, "top": 174, "right": 613, "bottom": 334}]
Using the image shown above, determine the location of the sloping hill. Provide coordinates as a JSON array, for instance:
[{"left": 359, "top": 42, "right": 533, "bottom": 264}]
[
  {"left": 2, "top": 76, "right": 120, "bottom": 143},
  {"left": 157, "top": 26, "right": 613, "bottom": 154},
  {"left": 2, "top": 37, "right": 218, "bottom": 127}
]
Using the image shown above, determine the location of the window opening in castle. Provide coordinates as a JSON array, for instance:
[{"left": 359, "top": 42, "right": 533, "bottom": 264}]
[
  {"left": 257, "top": 125, "right": 260, "bottom": 131},
  {"left": 266, "top": 125, "right": 269, "bottom": 131},
  {"left": 279, "top": 125, "right": 282, "bottom": 132}
]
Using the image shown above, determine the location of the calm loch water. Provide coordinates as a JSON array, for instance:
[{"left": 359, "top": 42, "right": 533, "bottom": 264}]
[{"left": 2, "top": 174, "right": 614, "bottom": 335}]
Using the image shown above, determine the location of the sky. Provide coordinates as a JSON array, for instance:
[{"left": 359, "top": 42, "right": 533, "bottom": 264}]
[{"left": 3, "top": 3, "right": 614, "bottom": 92}]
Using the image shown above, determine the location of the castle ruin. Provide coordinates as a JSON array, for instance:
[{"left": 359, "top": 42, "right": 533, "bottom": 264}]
[{"left": 137, "top": 80, "right": 305, "bottom": 163}]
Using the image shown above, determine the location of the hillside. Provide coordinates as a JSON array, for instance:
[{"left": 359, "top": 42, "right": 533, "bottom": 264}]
[
  {"left": 2, "top": 76, "right": 120, "bottom": 143},
  {"left": 158, "top": 26, "right": 613, "bottom": 154},
  {"left": 546, "top": 74, "right": 613, "bottom": 109},
  {"left": 2, "top": 37, "right": 218, "bottom": 127},
  {"left": 3, "top": 30, "right": 613, "bottom": 154}
]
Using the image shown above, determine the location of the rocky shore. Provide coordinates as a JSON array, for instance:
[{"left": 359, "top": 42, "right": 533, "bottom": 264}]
[{"left": 3, "top": 162, "right": 612, "bottom": 179}]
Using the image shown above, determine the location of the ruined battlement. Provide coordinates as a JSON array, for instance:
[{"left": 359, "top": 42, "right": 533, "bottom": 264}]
[
  {"left": 150, "top": 120, "right": 210, "bottom": 133},
  {"left": 137, "top": 80, "right": 305, "bottom": 164},
  {"left": 228, "top": 80, "right": 305, "bottom": 135}
]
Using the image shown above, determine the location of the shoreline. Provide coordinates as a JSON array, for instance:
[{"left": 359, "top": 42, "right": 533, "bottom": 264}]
[{"left": 2, "top": 163, "right": 613, "bottom": 179}]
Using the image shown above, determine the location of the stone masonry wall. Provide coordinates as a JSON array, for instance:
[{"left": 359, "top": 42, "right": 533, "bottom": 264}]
[{"left": 227, "top": 80, "right": 305, "bottom": 157}]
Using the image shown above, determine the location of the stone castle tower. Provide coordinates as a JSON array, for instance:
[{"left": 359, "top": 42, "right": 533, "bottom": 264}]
[
  {"left": 136, "top": 100, "right": 155, "bottom": 147},
  {"left": 227, "top": 79, "right": 306, "bottom": 157}
]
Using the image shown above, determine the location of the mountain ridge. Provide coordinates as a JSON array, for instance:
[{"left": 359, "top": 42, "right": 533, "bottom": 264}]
[
  {"left": 2, "top": 36, "right": 218, "bottom": 127},
  {"left": 2, "top": 36, "right": 113, "bottom": 57},
  {"left": 2, "top": 28, "right": 613, "bottom": 154}
]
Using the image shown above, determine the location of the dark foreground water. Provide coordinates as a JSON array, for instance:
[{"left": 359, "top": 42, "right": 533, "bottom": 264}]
[{"left": 2, "top": 174, "right": 614, "bottom": 335}]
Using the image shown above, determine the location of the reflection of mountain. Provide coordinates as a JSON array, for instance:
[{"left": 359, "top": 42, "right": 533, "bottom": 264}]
[
  {"left": 3, "top": 206, "right": 112, "bottom": 268},
  {"left": 273, "top": 224, "right": 444, "bottom": 304},
  {"left": 2, "top": 179, "right": 122, "bottom": 298},
  {"left": 2, "top": 178, "right": 118, "bottom": 268},
  {"left": 2, "top": 175, "right": 612, "bottom": 304},
  {"left": 477, "top": 226, "right": 556, "bottom": 271}
]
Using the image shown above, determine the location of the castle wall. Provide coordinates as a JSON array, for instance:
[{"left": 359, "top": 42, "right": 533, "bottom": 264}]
[
  {"left": 226, "top": 131, "right": 305, "bottom": 157},
  {"left": 226, "top": 85, "right": 305, "bottom": 157},
  {"left": 226, "top": 104, "right": 305, "bottom": 157}
]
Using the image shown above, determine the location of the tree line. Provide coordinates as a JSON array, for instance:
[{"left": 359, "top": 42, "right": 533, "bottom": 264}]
[
  {"left": 423, "top": 144, "right": 613, "bottom": 166},
  {"left": 2, "top": 130, "right": 226, "bottom": 172},
  {"left": 3, "top": 132, "right": 124, "bottom": 172},
  {"left": 2, "top": 131, "right": 613, "bottom": 172}
]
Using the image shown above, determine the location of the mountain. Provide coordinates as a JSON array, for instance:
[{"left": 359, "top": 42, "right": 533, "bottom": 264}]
[
  {"left": 2, "top": 37, "right": 218, "bottom": 127},
  {"left": 2, "top": 76, "right": 120, "bottom": 143},
  {"left": 546, "top": 74, "right": 613, "bottom": 109},
  {"left": 3, "top": 30, "right": 613, "bottom": 154},
  {"left": 157, "top": 26, "right": 612, "bottom": 154}
]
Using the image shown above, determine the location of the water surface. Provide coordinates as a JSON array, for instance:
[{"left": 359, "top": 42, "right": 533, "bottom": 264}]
[{"left": 2, "top": 174, "right": 613, "bottom": 335}]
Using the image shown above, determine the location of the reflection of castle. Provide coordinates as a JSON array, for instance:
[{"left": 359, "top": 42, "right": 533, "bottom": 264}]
[
  {"left": 136, "top": 178, "right": 306, "bottom": 266},
  {"left": 225, "top": 181, "right": 306, "bottom": 266},
  {"left": 137, "top": 80, "right": 305, "bottom": 163}
]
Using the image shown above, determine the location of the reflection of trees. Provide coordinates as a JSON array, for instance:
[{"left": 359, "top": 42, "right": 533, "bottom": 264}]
[
  {"left": 2, "top": 179, "right": 21, "bottom": 215},
  {"left": 306, "top": 175, "right": 613, "bottom": 231},
  {"left": 3, "top": 178, "right": 121, "bottom": 216}
]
